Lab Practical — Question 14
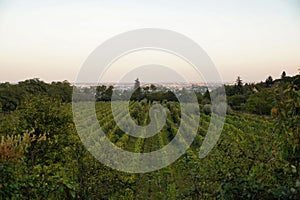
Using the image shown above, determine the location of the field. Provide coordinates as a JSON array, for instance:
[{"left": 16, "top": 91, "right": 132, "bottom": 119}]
[
  {"left": 1, "top": 97, "right": 299, "bottom": 199},
  {"left": 89, "top": 101, "right": 284, "bottom": 199}
]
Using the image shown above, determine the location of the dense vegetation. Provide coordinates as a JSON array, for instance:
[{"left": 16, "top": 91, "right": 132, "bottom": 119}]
[
  {"left": 0, "top": 78, "right": 72, "bottom": 113},
  {"left": 0, "top": 73, "right": 299, "bottom": 199}
]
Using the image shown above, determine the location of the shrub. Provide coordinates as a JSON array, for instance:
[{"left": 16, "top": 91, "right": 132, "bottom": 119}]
[{"left": 203, "top": 104, "right": 212, "bottom": 115}]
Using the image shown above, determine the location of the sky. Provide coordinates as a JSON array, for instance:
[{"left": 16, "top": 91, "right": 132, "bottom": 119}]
[{"left": 0, "top": 0, "right": 299, "bottom": 83}]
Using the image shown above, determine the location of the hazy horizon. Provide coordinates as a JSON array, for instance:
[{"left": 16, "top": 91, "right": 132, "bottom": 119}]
[{"left": 1, "top": 0, "right": 300, "bottom": 83}]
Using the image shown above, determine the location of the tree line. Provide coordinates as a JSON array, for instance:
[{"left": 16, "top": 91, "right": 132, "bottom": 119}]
[
  {"left": 1, "top": 71, "right": 299, "bottom": 116},
  {"left": 0, "top": 78, "right": 72, "bottom": 113},
  {"left": 226, "top": 71, "right": 300, "bottom": 115}
]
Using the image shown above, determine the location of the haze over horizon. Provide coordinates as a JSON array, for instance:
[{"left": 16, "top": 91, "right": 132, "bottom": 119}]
[{"left": 0, "top": 0, "right": 300, "bottom": 83}]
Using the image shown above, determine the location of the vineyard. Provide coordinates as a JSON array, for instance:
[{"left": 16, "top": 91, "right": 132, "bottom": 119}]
[
  {"left": 71, "top": 100, "right": 296, "bottom": 199},
  {"left": 1, "top": 1, "right": 300, "bottom": 198},
  {"left": 1, "top": 97, "right": 299, "bottom": 199}
]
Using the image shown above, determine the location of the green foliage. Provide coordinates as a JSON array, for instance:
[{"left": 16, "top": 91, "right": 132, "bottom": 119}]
[
  {"left": 0, "top": 83, "right": 23, "bottom": 112},
  {"left": 96, "top": 85, "right": 114, "bottom": 101},
  {"left": 150, "top": 84, "right": 157, "bottom": 91},
  {"left": 281, "top": 71, "right": 287, "bottom": 79},
  {"left": 203, "top": 89, "right": 210, "bottom": 101},
  {"left": 48, "top": 80, "right": 73, "bottom": 102},
  {"left": 0, "top": 79, "right": 72, "bottom": 112},
  {"left": 203, "top": 104, "right": 211, "bottom": 115},
  {"left": 1, "top": 100, "right": 299, "bottom": 199},
  {"left": 1, "top": 75, "right": 300, "bottom": 199},
  {"left": 234, "top": 76, "right": 244, "bottom": 95},
  {"left": 17, "top": 95, "right": 72, "bottom": 168},
  {"left": 228, "top": 94, "right": 247, "bottom": 110},
  {"left": 134, "top": 78, "right": 140, "bottom": 90},
  {"left": 245, "top": 89, "right": 274, "bottom": 115},
  {"left": 274, "top": 77, "right": 300, "bottom": 167},
  {"left": 265, "top": 75, "right": 274, "bottom": 87}
]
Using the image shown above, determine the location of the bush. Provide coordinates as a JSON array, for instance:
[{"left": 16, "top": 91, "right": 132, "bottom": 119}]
[
  {"left": 228, "top": 94, "right": 247, "bottom": 110},
  {"left": 203, "top": 104, "right": 212, "bottom": 115},
  {"left": 245, "top": 89, "right": 274, "bottom": 115}
]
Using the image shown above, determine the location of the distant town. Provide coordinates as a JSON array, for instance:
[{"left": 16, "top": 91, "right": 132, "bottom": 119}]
[{"left": 73, "top": 81, "right": 226, "bottom": 93}]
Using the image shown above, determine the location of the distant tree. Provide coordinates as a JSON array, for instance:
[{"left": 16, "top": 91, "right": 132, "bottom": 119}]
[
  {"left": 195, "top": 92, "right": 203, "bottom": 104},
  {"left": 164, "top": 91, "right": 178, "bottom": 102},
  {"left": 243, "top": 83, "right": 255, "bottom": 95},
  {"left": 96, "top": 85, "right": 107, "bottom": 101},
  {"left": 245, "top": 89, "right": 274, "bottom": 115},
  {"left": 225, "top": 85, "right": 236, "bottom": 96},
  {"left": 143, "top": 86, "right": 150, "bottom": 93},
  {"left": 48, "top": 80, "right": 72, "bottom": 102},
  {"left": 134, "top": 78, "right": 140, "bottom": 90},
  {"left": 0, "top": 83, "right": 23, "bottom": 112},
  {"left": 203, "top": 104, "right": 212, "bottom": 115},
  {"left": 202, "top": 89, "right": 211, "bottom": 104},
  {"left": 266, "top": 76, "right": 273, "bottom": 87},
  {"left": 203, "top": 89, "right": 210, "bottom": 99},
  {"left": 281, "top": 71, "right": 286, "bottom": 79},
  {"left": 236, "top": 76, "right": 243, "bottom": 87},
  {"left": 228, "top": 94, "right": 247, "bottom": 110},
  {"left": 0, "top": 79, "right": 74, "bottom": 112},
  {"left": 18, "top": 78, "right": 48, "bottom": 95},
  {"left": 147, "top": 91, "right": 177, "bottom": 102},
  {"left": 95, "top": 85, "right": 114, "bottom": 101},
  {"left": 150, "top": 84, "right": 157, "bottom": 92},
  {"left": 131, "top": 79, "right": 142, "bottom": 100},
  {"left": 235, "top": 76, "right": 243, "bottom": 94},
  {"left": 103, "top": 85, "right": 114, "bottom": 101}
]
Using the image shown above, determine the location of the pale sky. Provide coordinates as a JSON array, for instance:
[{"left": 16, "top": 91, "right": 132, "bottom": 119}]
[{"left": 0, "top": 0, "right": 299, "bottom": 83}]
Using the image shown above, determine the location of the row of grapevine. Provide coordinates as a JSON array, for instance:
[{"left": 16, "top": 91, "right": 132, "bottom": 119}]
[{"left": 26, "top": 100, "right": 296, "bottom": 199}]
